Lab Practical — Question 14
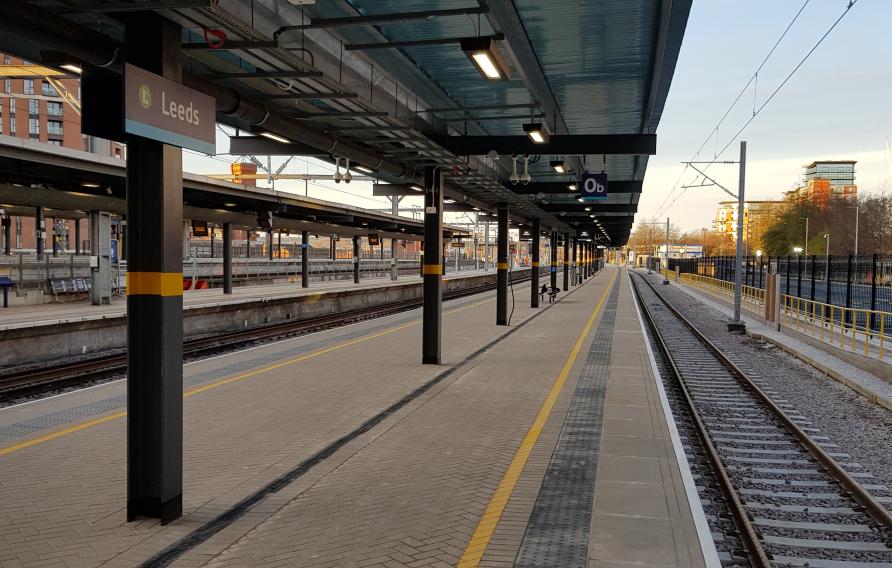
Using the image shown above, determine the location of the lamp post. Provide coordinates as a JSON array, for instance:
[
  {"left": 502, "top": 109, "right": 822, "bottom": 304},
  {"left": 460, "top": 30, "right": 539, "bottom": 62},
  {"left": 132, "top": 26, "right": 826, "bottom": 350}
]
[
  {"left": 793, "top": 246, "right": 803, "bottom": 257},
  {"left": 823, "top": 233, "right": 831, "bottom": 298}
]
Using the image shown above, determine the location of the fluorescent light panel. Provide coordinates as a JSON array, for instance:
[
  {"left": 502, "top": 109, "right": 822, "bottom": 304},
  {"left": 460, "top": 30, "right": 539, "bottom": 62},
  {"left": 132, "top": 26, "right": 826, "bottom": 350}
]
[
  {"left": 523, "top": 122, "right": 549, "bottom": 144},
  {"left": 461, "top": 37, "right": 510, "bottom": 81},
  {"left": 258, "top": 131, "right": 291, "bottom": 144},
  {"left": 61, "top": 64, "right": 82, "bottom": 74}
]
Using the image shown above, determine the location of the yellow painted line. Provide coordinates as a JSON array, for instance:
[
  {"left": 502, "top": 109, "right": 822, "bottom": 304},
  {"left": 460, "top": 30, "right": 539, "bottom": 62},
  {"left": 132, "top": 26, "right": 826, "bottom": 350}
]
[
  {"left": 127, "top": 271, "right": 184, "bottom": 296},
  {"left": 1, "top": 296, "right": 496, "bottom": 456},
  {"left": 456, "top": 270, "right": 617, "bottom": 568}
]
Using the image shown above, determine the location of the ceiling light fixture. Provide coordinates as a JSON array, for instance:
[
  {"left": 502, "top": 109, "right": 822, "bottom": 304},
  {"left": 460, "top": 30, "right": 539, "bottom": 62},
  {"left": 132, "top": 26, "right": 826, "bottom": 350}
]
[
  {"left": 523, "top": 122, "right": 550, "bottom": 144},
  {"left": 353, "top": 165, "right": 374, "bottom": 174},
  {"left": 576, "top": 197, "right": 584, "bottom": 203},
  {"left": 584, "top": 206, "right": 592, "bottom": 212},
  {"left": 550, "top": 160, "right": 566, "bottom": 173},
  {"left": 444, "top": 198, "right": 456, "bottom": 204},
  {"left": 410, "top": 185, "right": 424, "bottom": 192},
  {"left": 460, "top": 37, "right": 511, "bottom": 81},
  {"left": 80, "top": 182, "right": 101, "bottom": 188},
  {"left": 258, "top": 131, "right": 291, "bottom": 144},
  {"left": 224, "top": 202, "right": 237, "bottom": 207},
  {"left": 568, "top": 183, "right": 577, "bottom": 191},
  {"left": 60, "top": 64, "right": 82, "bottom": 75}
]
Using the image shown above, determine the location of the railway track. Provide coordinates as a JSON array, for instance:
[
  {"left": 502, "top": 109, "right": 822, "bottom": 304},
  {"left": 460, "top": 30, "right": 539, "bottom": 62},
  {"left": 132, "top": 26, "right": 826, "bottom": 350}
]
[
  {"left": 630, "top": 271, "right": 892, "bottom": 568},
  {"left": 1, "top": 276, "right": 529, "bottom": 400}
]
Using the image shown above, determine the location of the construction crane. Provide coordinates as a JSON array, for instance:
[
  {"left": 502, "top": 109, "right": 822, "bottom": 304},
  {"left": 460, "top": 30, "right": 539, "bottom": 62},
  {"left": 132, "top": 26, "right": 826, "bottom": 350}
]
[{"left": 0, "top": 63, "right": 80, "bottom": 115}]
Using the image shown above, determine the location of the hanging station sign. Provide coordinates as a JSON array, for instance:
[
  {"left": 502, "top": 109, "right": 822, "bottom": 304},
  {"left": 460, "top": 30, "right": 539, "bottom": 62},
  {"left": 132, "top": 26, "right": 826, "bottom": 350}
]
[
  {"left": 123, "top": 64, "right": 216, "bottom": 154},
  {"left": 580, "top": 173, "right": 608, "bottom": 201}
]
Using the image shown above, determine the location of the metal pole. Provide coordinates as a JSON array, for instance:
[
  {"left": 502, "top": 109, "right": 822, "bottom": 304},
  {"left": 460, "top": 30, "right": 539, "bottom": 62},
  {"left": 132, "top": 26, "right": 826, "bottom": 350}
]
[
  {"left": 496, "top": 205, "right": 509, "bottom": 325},
  {"left": 804, "top": 217, "right": 809, "bottom": 257},
  {"left": 572, "top": 236, "right": 578, "bottom": 285},
  {"left": 35, "top": 206, "right": 45, "bottom": 259},
  {"left": 484, "top": 221, "right": 490, "bottom": 271},
  {"left": 531, "top": 219, "right": 540, "bottom": 308},
  {"left": 729, "top": 141, "right": 746, "bottom": 331},
  {"left": 301, "top": 230, "right": 309, "bottom": 288},
  {"left": 562, "top": 232, "right": 569, "bottom": 291},
  {"left": 422, "top": 166, "right": 443, "bottom": 363},
  {"left": 391, "top": 196, "right": 399, "bottom": 280},
  {"left": 2, "top": 214, "right": 10, "bottom": 254},
  {"left": 222, "top": 223, "right": 232, "bottom": 294},
  {"left": 353, "top": 235, "right": 360, "bottom": 284},
  {"left": 663, "top": 217, "right": 670, "bottom": 284},
  {"left": 853, "top": 206, "right": 859, "bottom": 276},
  {"left": 825, "top": 235, "right": 831, "bottom": 306},
  {"left": 550, "top": 230, "right": 558, "bottom": 290},
  {"left": 268, "top": 229, "right": 274, "bottom": 261}
]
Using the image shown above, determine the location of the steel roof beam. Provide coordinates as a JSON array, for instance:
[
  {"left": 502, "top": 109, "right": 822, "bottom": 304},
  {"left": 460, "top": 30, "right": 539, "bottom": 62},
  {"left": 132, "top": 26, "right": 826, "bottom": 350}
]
[
  {"left": 431, "top": 134, "right": 657, "bottom": 156},
  {"left": 442, "top": 113, "right": 545, "bottom": 123},
  {"left": 202, "top": 70, "right": 324, "bottom": 80},
  {"left": 426, "top": 102, "right": 538, "bottom": 113},
  {"left": 506, "top": 181, "right": 643, "bottom": 194},
  {"left": 254, "top": 92, "right": 358, "bottom": 100},
  {"left": 275, "top": 7, "right": 489, "bottom": 35},
  {"left": 542, "top": 204, "right": 637, "bottom": 213},
  {"left": 228, "top": 136, "right": 329, "bottom": 157},
  {"left": 372, "top": 184, "right": 423, "bottom": 197},
  {"left": 345, "top": 34, "right": 504, "bottom": 52}
]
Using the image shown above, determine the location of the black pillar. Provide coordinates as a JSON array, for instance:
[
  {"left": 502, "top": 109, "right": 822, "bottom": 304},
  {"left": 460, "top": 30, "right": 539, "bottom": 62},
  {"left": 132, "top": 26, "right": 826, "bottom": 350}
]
[
  {"left": 222, "top": 223, "right": 232, "bottom": 294},
  {"left": 330, "top": 235, "right": 336, "bottom": 260},
  {"left": 125, "top": 15, "right": 183, "bottom": 524},
  {"left": 301, "top": 230, "right": 309, "bottom": 288},
  {"left": 277, "top": 231, "right": 282, "bottom": 259},
  {"left": 563, "top": 232, "right": 569, "bottom": 291},
  {"left": 531, "top": 219, "right": 540, "bottom": 308},
  {"left": 210, "top": 225, "right": 215, "bottom": 258},
  {"left": 353, "top": 235, "right": 360, "bottom": 283},
  {"left": 496, "top": 205, "right": 509, "bottom": 325},
  {"left": 51, "top": 218, "right": 58, "bottom": 256},
  {"left": 268, "top": 229, "right": 274, "bottom": 261},
  {"left": 550, "top": 230, "right": 558, "bottom": 290},
  {"left": 2, "top": 214, "right": 10, "bottom": 254},
  {"left": 75, "top": 218, "right": 81, "bottom": 255},
  {"left": 246, "top": 230, "right": 251, "bottom": 258},
  {"left": 35, "top": 206, "right": 44, "bottom": 259},
  {"left": 422, "top": 166, "right": 444, "bottom": 363}
]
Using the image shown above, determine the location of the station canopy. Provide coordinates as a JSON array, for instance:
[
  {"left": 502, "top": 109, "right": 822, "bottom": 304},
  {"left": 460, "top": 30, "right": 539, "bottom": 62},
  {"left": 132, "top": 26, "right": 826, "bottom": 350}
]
[{"left": 4, "top": 0, "right": 692, "bottom": 245}]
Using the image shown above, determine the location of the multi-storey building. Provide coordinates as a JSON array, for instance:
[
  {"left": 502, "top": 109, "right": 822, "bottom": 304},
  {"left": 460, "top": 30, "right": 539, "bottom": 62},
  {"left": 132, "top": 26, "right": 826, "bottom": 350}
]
[
  {"left": 0, "top": 52, "right": 125, "bottom": 252},
  {"left": 713, "top": 200, "right": 783, "bottom": 248},
  {"left": 786, "top": 160, "right": 858, "bottom": 207}
]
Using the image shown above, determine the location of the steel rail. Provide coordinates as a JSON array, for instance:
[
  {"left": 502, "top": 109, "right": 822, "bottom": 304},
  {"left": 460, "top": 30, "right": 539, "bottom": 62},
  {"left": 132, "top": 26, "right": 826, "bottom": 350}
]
[
  {"left": 629, "top": 273, "right": 771, "bottom": 568},
  {"left": 631, "top": 272, "right": 892, "bottom": 538}
]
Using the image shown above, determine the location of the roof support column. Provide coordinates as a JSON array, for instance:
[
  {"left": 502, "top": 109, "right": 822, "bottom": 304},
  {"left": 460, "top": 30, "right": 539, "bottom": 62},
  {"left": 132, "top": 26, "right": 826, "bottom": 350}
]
[
  {"left": 34, "top": 206, "right": 44, "bottom": 260},
  {"left": 572, "top": 237, "right": 578, "bottom": 286},
  {"left": 422, "top": 166, "right": 444, "bottom": 363},
  {"left": 268, "top": 229, "right": 274, "bottom": 261},
  {"left": 496, "top": 205, "right": 509, "bottom": 325},
  {"left": 301, "top": 230, "right": 309, "bottom": 288},
  {"left": 563, "top": 233, "right": 570, "bottom": 292},
  {"left": 89, "top": 210, "right": 111, "bottom": 305},
  {"left": 3, "top": 214, "right": 10, "bottom": 255},
  {"left": 222, "top": 223, "right": 232, "bottom": 294},
  {"left": 124, "top": 14, "right": 184, "bottom": 524},
  {"left": 550, "top": 230, "right": 558, "bottom": 291},
  {"left": 353, "top": 235, "right": 360, "bottom": 284},
  {"left": 531, "top": 219, "right": 540, "bottom": 308}
]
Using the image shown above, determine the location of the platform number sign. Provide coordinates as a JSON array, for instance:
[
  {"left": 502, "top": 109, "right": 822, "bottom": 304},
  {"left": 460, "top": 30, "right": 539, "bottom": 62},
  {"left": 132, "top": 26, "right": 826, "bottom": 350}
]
[{"left": 581, "top": 173, "right": 608, "bottom": 201}]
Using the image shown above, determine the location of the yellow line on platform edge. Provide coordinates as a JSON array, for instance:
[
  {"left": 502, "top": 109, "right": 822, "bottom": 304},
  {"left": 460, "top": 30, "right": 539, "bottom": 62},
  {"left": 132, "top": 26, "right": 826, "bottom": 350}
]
[
  {"left": 455, "top": 270, "right": 617, "bottom": 568},
  {"left": 1, "top": 296, "right": 496, "bottom": 457}
]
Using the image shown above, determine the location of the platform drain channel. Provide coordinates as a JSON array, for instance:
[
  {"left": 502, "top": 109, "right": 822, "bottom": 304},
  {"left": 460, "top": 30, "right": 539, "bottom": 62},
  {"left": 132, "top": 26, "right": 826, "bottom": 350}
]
[{"left": 513, "top": 276, "right": 620, "bottom": 568}]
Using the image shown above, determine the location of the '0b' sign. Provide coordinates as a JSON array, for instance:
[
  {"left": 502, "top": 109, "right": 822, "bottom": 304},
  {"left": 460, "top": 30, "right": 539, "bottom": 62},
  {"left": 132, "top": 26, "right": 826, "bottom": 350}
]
[{"left": 581, "top": 173, "right": 608, "bottom": 201}]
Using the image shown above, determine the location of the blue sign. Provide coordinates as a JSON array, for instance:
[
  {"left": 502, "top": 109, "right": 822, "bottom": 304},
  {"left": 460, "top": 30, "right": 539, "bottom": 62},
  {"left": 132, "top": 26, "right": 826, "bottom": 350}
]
[
  {"left": 581, "top": 173, "right": 608, "bottom": 201},
  {"left": 110, "top": 239, "right": 119, "bottom": 264}
]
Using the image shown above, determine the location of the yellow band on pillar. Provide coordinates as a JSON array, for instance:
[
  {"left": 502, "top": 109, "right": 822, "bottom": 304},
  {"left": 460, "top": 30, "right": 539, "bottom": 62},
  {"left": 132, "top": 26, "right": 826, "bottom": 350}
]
[
  {"left": 531, "top": 261, "right": 540, "bottom": 267},
  {"left": 422, "top": 264, "right": 443, "bottom": 275},
  {"left": 497, "top": 262, "right": 509, "bottom": 270},
  {"left": 126, "top": 272, "right": 184, "bottom": 297}
]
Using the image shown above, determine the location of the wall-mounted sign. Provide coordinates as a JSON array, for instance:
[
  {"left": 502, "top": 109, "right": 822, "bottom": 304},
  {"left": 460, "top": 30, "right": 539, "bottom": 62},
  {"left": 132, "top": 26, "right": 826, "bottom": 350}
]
[
  {"left": 451, "top": 241, "right": 465, "bottom": 248},
  {"left": 192, "top": 220, "right": 209, "bottom": 237},
  {"left": 368, "top": 233, "right": 381, "bottom": 246},
  {"left": 581, "top": 173, "right": 608, "bottom": 201},
  {"left": 124, "top": 63, "right": 215, "bottom": 154}
]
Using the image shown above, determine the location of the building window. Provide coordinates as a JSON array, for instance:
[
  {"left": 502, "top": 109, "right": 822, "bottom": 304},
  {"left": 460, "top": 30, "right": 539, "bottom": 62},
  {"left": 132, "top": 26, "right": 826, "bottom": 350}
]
[
  {"left": 47, "top": 139, "right": 61, "bottom": 147},
  {"left": 28, "top": 118, "right": 39, "bottom": 135},
  {"left": 3, "top": 79, "right": 8, "bottom": 94},
  {"left": 8, "top": 98, "right": 14, "bottom": 115},
  {"left": 23, "top": 79, "right": 34, "bottom": 95},
  {"left": 9, "top": 115, "right": 15, "bottom": 134},
  {"left": 41, "top": 82, "right": 58, "bottom": 97},
  {"left": 28, "top": 99, "right": 39, "bottom": 115},
  {"left": 47, "top": 101, "right": 62, "bottom": 116},
  {"left": 2, "top": 55, "right": 9, "bottom": 65},
  {"left": 47, "top": 120, "right": 62, "bottom": 135}
]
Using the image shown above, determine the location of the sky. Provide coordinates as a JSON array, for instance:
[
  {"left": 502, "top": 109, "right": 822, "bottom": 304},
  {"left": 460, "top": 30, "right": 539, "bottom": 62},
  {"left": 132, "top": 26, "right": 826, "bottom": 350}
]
[
  {"left": 182, "top": 0, "right": 892, "bottom": 233},
  {"left": 639, "top": 0, "right": 892, "bottom": 232}
]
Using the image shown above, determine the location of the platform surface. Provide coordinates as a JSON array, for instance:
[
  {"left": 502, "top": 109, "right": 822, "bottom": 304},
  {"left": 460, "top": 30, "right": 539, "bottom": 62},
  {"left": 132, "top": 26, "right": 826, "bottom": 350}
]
[
  {"left": 0, "top": 268, "right": 496, "bottom": 329},
  {"left": 0, "top": 267, "right": 713, "bottom": 568}
]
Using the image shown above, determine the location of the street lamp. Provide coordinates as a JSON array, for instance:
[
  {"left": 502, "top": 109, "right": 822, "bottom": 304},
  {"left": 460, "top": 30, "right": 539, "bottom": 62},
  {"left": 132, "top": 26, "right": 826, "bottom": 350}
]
[
  {"left": 756, "top": 249, "right": 763, "bottom": 257},
  {"left": 792, "top": 246, "right": 803, "bottom": 256},
  {"left": 801, "top": 217, "right": 809, "bottom": 256},
  {"left": 823, "top": 233, "right": 831, "bottom": 300}
]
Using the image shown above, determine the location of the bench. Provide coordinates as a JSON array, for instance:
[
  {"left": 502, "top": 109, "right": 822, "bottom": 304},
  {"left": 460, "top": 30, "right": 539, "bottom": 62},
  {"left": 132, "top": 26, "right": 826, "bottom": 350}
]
[
  {"left": 48, "top": 277, "right": 91, "bottom": 303},
  {"left": 540, "top": 286, "right": 560, "bottom": 303}
]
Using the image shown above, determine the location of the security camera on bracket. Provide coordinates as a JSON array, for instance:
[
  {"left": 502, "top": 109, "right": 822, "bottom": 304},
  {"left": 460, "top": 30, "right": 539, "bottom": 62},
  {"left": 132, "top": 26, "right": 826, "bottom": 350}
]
[
  {"left": 509, "top": 155, "right": 520, "bottom": 185},
  {"left": 343, "top": 159, "right": 352, "bottom": 184},
  {"left": 333, "top": 157, "right": 343, "bottom": 183},
  {"left": 520, "top": 155, "right": 531, "bottom": 185}
]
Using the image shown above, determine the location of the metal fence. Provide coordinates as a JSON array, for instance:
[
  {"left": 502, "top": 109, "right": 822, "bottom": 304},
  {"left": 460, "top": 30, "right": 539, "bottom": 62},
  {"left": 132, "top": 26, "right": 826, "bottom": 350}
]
[{"left": 672, "top": 254, "right": 892, "bottom": 332}]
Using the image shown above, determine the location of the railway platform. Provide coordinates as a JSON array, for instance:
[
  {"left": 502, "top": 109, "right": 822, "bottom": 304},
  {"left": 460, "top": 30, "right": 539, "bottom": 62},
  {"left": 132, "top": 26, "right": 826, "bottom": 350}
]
[{"left": 0, "top": 267, "right": 716, "bottom": 568}]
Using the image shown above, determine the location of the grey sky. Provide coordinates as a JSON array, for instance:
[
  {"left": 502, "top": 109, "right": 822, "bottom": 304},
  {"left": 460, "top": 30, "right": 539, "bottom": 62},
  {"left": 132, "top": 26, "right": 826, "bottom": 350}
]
[{"left": 640, "top": 0, "right": 892, "bottom": 232}]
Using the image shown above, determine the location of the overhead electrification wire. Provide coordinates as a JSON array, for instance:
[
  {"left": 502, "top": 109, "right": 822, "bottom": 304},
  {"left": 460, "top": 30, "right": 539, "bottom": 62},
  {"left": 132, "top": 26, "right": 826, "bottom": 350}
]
[
  {"left": 651, "top": 0, "right": 813, "bottom": 218},
  {"left": 657, "top": 0, "right": 859, "bottom": 219}
]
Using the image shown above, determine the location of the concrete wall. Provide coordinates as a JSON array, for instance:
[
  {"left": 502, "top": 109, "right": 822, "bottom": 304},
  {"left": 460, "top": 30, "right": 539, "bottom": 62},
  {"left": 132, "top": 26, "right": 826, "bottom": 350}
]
[{"left": 1, "top": 268, "right": 539, "bottom": 368}]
